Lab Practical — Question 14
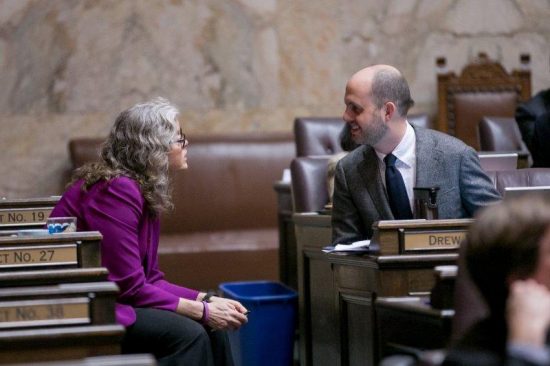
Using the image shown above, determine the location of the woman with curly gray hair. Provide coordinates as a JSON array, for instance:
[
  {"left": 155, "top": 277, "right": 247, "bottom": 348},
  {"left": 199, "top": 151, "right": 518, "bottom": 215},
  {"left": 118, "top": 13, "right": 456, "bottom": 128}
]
[{"left": 50, "top": 98, "right": 248, "bottom": 366}]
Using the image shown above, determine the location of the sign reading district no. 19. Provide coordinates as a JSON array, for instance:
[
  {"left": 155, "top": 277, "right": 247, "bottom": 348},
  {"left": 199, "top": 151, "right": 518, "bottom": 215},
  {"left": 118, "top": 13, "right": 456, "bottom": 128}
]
[{"left": 0, "top": 208, "right": 52, "bottom": 225}]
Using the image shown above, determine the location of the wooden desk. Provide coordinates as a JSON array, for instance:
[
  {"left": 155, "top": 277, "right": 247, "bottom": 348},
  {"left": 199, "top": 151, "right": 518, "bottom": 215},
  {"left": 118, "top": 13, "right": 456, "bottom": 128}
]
[
  {"left": 274, "top": 180, "right": 297, "bottom": 290},
  {"left": 294, "top": 213, "right": 332, "bottom": 366},
  {"left": 0, "top": 267, "right": 109, "bottom": 287},
  {"left": 294, "top": 213, "right": 458, "bottom": 366},
  {"left": 0, "top": 280, "right": 123, "bottom": 364},
  {"left": 0, "top": 281, "right": 119, "bottom": 329},
  {"left": 0, "top": 231, "right": 102, "bottom": 270},
  {"left": 0, "top": 324, "right": 124, "bottom": 364},
  {"left": 3, "top": 354, "right": 156, "bottom": 366},
  {"left": 375, "top": 297, "right": 453, "bottom": 358},
  {"left": 0, "top": 197, "right": 59, "bottom": 231},
  {"left": 0, "top": 224, "right": 124, "bottom": 364}
]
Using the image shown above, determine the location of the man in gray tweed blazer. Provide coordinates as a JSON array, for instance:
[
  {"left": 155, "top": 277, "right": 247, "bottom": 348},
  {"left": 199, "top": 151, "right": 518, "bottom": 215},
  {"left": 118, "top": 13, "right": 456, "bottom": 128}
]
[{"left": 332, "top": 65, "right": 501, "bottom": 245}]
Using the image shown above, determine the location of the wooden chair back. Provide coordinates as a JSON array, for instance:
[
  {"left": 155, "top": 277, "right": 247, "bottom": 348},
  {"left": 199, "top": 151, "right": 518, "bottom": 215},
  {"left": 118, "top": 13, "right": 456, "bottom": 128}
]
[{"left": 436, "top": 53, "right": 531, "bottom": 150}]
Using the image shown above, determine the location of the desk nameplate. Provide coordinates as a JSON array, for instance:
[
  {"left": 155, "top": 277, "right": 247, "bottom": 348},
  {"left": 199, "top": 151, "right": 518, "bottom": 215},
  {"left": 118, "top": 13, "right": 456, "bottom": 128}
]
[
  {"left": 0, "top": 244, "right": 78, "bottom": 269},
  {"left": 371, "top": 219, "right": 473, "bottom": 255},
  {"left": 401, "top": 229, "right": 467, "bottom": 252},
  {"left": 0, "top": 297, "right": 90, "bottom": 329},
  {"left": 0, "top": 208, "right": 52, "bottom": 226}
]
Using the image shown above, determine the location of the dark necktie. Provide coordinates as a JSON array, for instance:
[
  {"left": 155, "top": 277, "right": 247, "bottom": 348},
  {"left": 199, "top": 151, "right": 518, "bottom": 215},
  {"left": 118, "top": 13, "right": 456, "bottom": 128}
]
[{"left": 384, "top": 153, "right": 413, "bottom": 219}]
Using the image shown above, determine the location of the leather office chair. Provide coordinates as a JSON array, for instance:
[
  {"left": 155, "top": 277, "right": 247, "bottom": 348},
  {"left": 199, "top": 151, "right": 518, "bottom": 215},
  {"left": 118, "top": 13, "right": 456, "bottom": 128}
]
[
  {"left": 492, "top": 168, "right": 550, "bottom": 195},
  {"left": 408, "top": 113, "right": 433, "bottom": 130},
  {"left": 436, "top": 53, "right": 531, "bottom": 151},
  {"left": 479, "top": 116, "right": 532, "bottom": 167},
  {"left": 290, "top": 156, "right": 331, "bottom": 212},
  {"left": 477, "top": 152, "right": 518, "bottom": 172},
  {"left": 294, "top": 114, "right": 432, "bottom": 157},
  {"left": 294, "top": 117, "right": 345, "bottom": 157},
  {"left": 68, "top": 138, "right": 103, "bottom": 168}
]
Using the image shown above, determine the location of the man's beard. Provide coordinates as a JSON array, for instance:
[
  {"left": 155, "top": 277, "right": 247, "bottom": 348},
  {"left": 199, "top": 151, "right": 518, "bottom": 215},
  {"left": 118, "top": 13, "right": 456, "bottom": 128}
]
[{"left": 358, "top": 113, "right": 388, "bottom": 146}]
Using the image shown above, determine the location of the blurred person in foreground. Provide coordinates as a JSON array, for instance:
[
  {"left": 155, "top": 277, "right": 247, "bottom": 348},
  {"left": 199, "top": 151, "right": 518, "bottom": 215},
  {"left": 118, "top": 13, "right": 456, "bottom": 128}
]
[
  {"left": 515, "top": 56, "right": 550, "bottom": 167},
  {"left": 50, "top": 98, "right": 247, "bottom": 366},
  {"left": 515, "top": 87, "right": 550, "bottom": 167},
  {"left": 444, "top": 195, "right": 550, "bottom": 366}
]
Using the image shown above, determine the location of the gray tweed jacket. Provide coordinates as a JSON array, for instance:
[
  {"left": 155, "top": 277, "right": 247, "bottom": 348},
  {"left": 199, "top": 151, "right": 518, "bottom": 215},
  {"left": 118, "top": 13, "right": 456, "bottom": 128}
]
[{"left": 331, "top": 126, "right": 501, "bottom": 244}]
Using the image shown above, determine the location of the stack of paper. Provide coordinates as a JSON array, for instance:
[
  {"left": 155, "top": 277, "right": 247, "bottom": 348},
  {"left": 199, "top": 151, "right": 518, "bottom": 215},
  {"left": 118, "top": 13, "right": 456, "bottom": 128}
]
[{"left": 322, "top": 240, "right": 371, "bottom": 253}]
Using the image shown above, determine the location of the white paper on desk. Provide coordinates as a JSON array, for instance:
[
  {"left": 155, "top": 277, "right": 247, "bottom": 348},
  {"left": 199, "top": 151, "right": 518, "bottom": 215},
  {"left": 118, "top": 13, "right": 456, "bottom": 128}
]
[{"left": 323, "top": 240, "right": 371, "bottom": 253}]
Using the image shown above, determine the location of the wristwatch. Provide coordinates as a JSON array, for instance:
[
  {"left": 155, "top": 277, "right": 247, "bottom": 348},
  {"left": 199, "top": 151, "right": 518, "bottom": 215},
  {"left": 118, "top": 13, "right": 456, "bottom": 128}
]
[{"left": 202, "top": 291, "right": 215, "bottom": 303}]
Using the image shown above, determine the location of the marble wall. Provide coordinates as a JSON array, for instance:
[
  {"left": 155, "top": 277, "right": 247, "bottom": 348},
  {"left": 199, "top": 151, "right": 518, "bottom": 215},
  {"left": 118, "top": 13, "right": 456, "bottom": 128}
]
[{"left": 1, "top": 0, "right": 549, "bottom": 197}]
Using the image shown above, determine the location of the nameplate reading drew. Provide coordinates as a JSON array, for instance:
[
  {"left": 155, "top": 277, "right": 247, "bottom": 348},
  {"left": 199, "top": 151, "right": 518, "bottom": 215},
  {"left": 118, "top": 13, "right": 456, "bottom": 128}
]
[
  {"left": 0, "top": 244, "right": 78, "bottom": 268},
  {"left": 402, "top": 230, "right": 467, "bottom": 252},
  {"left": 0, "top": 208, "right": 52, "bottom": 226},
  {"left": 0, "top": 297, "right": 90, "bottom": 329},
  {"left": 371, "top": 219, "right": 473, "bottom": 255}
]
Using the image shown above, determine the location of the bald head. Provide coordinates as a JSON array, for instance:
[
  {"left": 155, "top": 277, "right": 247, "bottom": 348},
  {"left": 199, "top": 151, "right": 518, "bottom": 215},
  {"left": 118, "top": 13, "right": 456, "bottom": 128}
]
[
  {"left": 349, "top": 65, "right": 414, "bottom": 117},
  {"left": 350, "top": 65, "right": 400, "bottom": 83}
]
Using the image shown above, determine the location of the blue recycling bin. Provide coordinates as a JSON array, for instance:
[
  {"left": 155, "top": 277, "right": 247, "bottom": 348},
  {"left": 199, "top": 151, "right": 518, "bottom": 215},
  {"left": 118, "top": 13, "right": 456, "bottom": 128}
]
[{"left": 219, "top": 281, "right": 297, "bottom": 366}]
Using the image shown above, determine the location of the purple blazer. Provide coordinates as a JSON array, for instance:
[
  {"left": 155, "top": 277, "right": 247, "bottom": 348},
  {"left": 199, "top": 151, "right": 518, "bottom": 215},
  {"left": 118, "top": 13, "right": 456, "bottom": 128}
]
[{"left": 50, "top": 177, "right": 199, "bottom": 326}]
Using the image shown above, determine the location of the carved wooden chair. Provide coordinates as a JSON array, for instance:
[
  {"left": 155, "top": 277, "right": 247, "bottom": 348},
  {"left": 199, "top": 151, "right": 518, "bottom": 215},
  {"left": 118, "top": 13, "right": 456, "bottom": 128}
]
[{"left": 436, "top": 53, "right": 531, "bottom": 150}]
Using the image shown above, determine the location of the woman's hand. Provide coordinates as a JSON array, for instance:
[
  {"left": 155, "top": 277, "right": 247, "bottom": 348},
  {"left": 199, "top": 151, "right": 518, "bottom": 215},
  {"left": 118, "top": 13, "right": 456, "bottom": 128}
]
[
  {"left": 206, "top": 300, "right": 248, "bottom": 331},
  {"left": 507, "top": 279, "right": 550, "bottom": 346},
  {"left": 209, "top": 296, "right": 248, "bottom": 314}
]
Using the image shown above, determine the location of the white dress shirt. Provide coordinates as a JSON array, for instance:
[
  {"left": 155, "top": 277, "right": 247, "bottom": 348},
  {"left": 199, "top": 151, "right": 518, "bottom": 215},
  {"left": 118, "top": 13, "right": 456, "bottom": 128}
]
[{"left": 376, "top": 122, "right": 417, "bottom": 210}]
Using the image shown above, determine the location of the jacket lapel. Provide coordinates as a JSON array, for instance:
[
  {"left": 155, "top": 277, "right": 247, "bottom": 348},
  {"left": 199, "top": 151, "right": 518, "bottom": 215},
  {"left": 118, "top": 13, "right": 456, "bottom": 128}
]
[
  {"left": 415, "top": 126, "right": 445, "bottom": 187},
  {"left": 358, "top": 146, "right": 394, "bottom": 219}
]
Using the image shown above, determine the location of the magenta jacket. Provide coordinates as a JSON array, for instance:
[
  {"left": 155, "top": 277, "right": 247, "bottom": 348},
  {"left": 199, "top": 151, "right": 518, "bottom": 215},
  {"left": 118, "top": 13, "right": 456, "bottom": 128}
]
[{"left": 50, "top": 177, "right": 199, "bottom": 326}]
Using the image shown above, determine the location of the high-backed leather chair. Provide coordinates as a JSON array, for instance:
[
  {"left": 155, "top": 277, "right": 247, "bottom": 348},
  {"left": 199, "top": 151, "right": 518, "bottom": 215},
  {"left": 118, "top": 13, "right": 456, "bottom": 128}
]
[
  {"left": 290, "top": 156, "right": 330, "bottom": 212},
  {"left": 477, "top": 152, "right": 518, "bottom": 172},
  {"left": 294, "top": 114, "right": 432, "bottom": 157},
  {"left": 294, "top": 117, "right": 345, "bottom": 157},
  {"left": 479, "top": 116, "right": 532, "bottom": 167},
  {"left": 451, "top": 167, "right": 550, "bottom": 343},
  {"left": 69, "top": 138, "right": 103, "bottom": 168},
  {"left": 436, "top": 53, "right": 531, "bottom": 151},
  {"left": 488, "top": 168, "right": 550, "bottom": 195},
  {"left": 408, "top": 113, "right": 433, "bottom": 130}
]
